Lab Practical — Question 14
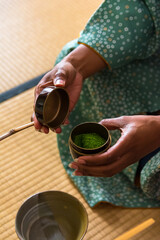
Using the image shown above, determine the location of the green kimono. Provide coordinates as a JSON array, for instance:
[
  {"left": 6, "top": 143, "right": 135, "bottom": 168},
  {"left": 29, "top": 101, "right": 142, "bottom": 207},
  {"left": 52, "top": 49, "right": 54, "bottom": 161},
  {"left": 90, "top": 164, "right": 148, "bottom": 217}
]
[{"left": 56, "top": 0, "right": 160, "bottom": 207}]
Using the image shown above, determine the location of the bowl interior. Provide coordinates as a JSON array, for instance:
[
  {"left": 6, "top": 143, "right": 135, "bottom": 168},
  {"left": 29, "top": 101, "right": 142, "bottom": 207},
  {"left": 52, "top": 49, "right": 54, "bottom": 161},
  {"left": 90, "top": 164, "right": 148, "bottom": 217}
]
[
  {"left": 15, "top": 191, "right": 88, "bottom": 240},
  {"left": 70, "top": 122, "right": 109, "bottom": 150},
  {"left": 43, "top": 90, "right": 60, "bottom": 123},
  {"left": 43, "top": 88, "right": 69, "bottom": 128}
]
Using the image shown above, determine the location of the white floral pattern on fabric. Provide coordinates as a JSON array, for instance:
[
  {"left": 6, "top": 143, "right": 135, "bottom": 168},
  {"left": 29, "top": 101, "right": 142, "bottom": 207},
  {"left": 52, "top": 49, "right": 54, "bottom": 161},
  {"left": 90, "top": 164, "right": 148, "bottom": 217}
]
[
  {"left": 78, "top": 0, "right": 155, "bottom": 69},
  {"left": 144, "top": 0, "right": 160, "bottom": 54},
  {"left": 54, "top": 0, "right": 160, "bottom": 208}
]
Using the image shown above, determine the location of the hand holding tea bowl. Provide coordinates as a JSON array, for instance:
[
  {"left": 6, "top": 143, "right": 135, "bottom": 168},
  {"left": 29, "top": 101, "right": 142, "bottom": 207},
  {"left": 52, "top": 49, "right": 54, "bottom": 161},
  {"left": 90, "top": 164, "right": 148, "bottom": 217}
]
[
  {"left": 69, "top": 116, "right": 160, "bottom": 178},
  {"left": 69, "top": 122, "right": 112, "bottom": 177}
]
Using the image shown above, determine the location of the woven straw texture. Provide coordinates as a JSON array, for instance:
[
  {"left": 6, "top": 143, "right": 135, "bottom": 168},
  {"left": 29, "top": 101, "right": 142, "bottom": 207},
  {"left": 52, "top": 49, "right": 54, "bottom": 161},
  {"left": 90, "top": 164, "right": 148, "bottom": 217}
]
[
  {"left": 1, "top": 0, "right": 160, "bottom": 239},
  {"left": 0, "top": 0, "right": 102, "bottom": 93},
  {"left": 0, "top": 89, "right": 160, "bottom": 240}
]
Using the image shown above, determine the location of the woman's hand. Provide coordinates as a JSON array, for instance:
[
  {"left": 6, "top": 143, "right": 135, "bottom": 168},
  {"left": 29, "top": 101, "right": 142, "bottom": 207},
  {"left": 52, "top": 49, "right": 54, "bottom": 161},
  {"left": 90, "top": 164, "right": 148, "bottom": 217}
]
[
  {"left": 32, "top": 44, "right": 106, "bottom": 133},
  {"left": 69, "top": 115, "right": 160, "bottom": 177},
  {"left": 33, "top": 60, "right": 83, "bottom": 133}
]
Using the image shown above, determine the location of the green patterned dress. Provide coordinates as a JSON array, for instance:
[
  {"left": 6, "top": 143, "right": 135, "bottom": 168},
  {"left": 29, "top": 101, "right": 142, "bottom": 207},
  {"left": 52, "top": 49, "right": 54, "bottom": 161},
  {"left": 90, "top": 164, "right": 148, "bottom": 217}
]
[{"left": 55, "top": 0, "right": 160, "bottom": 207}]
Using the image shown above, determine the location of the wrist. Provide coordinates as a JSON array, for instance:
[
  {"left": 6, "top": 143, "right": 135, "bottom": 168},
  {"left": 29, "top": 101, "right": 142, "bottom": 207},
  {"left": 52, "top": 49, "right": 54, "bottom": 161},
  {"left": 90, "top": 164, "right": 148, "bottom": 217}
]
[
  {"left": 151, "top": 115, "right": 160, "bottom": 146},
  {"left": 63, "top": 44, "right": 107, "bottom": 79}
]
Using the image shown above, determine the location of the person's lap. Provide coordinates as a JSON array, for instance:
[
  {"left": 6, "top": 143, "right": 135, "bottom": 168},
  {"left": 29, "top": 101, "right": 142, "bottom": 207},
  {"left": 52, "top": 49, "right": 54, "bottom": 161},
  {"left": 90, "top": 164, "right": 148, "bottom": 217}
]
[{"left": 55, "top": 40, "right": 160, "bottom": 207}]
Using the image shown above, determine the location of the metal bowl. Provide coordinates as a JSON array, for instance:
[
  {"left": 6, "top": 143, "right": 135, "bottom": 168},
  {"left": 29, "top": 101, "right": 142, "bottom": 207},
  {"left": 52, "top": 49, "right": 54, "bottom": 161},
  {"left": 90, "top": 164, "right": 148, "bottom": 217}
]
[
  {"left": 69, "top": 122, "right": 111, "bottom": 159},
  {"left": 35, "top": 86, "right": 69, "bottom": 129},
  {"left": 15, "top": 191, "right": 88, "bottom": 240}
]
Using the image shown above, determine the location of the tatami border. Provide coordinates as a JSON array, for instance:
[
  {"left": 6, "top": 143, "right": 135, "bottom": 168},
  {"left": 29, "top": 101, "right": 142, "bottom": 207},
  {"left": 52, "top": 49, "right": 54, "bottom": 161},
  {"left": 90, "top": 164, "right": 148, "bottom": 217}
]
[{"left": 0, "top": 73, "right": 46, "bottom": 103}]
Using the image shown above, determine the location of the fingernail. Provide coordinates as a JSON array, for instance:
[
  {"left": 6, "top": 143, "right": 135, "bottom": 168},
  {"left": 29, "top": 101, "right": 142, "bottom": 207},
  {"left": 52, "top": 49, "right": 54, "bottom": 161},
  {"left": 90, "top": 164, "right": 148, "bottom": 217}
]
[
  {"left": 41, "top": 128, "right": 46, "bottom": 133},
  {"left": 55, "top": 128, "right": 62, "bottom": 134},
  {"left": 55, "top": 80, "right": 64, "bottom": 85},
  {"left": 74, "top": 159, "right": 86, "bottom": 164},
  {"left": 68, "top": 163, "right": 78, "bottom": 170},
  {"left": 41, "top": 127, "right": 49, "bottom": 134}
]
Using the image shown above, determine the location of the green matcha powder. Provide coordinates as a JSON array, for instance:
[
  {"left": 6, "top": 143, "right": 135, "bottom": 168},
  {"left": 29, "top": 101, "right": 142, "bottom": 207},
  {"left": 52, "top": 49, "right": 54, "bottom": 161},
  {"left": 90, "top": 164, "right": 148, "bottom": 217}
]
[{"left": 74, "top": 133, "right": 106, "bottom": 149}]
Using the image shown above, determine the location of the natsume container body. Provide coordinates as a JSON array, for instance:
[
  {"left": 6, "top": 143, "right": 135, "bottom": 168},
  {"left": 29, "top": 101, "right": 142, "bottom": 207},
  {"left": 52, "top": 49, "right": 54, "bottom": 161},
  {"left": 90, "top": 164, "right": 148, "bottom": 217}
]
[
  {"left": 35, "top": 86, "right": 69, "bottom": 129},
  {"left": 69, "top": 122, "right": 111, "bottom": 159}
]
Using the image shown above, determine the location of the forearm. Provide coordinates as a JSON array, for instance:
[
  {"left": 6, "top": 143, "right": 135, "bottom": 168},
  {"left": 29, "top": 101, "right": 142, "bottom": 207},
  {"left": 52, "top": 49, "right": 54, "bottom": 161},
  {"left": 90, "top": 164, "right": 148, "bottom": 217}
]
[{"left": 63, "top": 44, "right": 107, "bottom": 79}]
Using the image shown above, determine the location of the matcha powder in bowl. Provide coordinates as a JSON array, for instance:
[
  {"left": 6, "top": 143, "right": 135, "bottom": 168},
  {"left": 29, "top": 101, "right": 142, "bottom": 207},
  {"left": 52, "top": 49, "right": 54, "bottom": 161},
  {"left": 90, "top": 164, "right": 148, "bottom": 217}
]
[{"left": 74, "top": 133, "right": 106, "bottom": 149}]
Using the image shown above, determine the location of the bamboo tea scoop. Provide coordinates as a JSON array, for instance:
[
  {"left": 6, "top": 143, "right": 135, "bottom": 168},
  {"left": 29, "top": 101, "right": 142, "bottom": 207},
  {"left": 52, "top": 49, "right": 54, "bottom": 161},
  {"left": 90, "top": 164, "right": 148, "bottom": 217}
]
[{"left": 0, "top": 122, "right": 34, "bottom": 141}]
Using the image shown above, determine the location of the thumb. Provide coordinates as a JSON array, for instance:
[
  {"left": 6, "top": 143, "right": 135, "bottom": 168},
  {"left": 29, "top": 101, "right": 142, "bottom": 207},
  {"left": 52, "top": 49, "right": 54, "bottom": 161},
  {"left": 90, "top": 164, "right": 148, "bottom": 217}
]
[
  {"left": 99, "top": 117, "right": 131, "bottom": 158},
  {"left": 54, "top": 69, "right": 66, "bottom": 87},
  {"left": 99, "top": 117, "right": 124, "bottom": 130}
]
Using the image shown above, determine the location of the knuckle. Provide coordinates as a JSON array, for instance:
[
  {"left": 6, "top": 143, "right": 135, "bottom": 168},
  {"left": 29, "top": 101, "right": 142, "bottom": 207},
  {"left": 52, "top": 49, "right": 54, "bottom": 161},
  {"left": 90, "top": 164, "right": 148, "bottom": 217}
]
[
  {"left": 100, "top": 153, "right": 112, "bottom": 165},
  {"left": 102, "top": 167, "right": 117, "bottom": 177},
  {"left": 79, "top": 166, "right": 90, "bottom": 176},
  {"left": 55, "top": 69, "right": 66, "bottom": 79},
  {"left": 118, "top": 115, "right": 127, "bottom": 123},
  {"left": 36, "top": 83, "right": 43, "bottom": 93}
]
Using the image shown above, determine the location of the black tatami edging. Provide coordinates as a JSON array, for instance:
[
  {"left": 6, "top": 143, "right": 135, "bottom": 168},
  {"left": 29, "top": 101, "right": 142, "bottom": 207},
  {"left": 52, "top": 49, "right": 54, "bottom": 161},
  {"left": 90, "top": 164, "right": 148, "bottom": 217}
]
[{"left": 0, "top": 72, "right": 47, "bottom": 103}]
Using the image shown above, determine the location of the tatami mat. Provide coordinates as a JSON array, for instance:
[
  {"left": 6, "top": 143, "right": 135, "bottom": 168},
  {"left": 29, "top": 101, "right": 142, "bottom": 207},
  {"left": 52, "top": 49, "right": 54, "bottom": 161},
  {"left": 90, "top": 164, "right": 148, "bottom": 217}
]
[
  {"left": 0, "top": 89, "right": 160, "bottom": 240},
  {"left": 0, "top": 0, "right": 102, "bottom": 93},
  {"left": 1, "top": 0, "right": 160, "bottom": 239}
]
